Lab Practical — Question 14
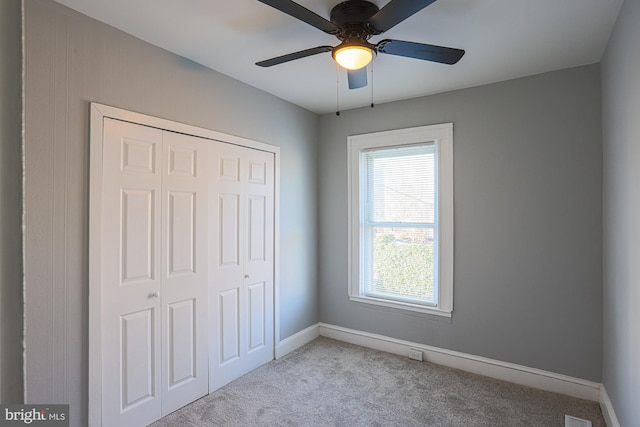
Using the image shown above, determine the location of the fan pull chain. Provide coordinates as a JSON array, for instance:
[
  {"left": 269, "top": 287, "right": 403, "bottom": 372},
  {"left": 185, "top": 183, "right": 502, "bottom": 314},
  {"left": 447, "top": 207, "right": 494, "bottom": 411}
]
[
  {"left": 370, "top": 61, "right": 375, "bottom": 108},
  {"left": 336, "top": 65, "right": 341, "bottom": 116}
]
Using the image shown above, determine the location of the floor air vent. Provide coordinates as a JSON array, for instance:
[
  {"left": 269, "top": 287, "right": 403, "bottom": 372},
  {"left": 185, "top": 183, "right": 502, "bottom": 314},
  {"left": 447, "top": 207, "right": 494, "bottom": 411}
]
[{"left": 565, "top": 415, "right": 593, "bottom": 427}]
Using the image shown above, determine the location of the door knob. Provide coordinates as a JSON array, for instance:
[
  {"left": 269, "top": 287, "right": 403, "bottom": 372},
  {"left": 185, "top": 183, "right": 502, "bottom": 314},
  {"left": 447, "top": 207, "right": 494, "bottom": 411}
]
[
  {"left": 149, "top": 291, "right": 160, "bottom": 298},
  {"left": 244, "top": 274, "right": 250, "bottom": 279}
]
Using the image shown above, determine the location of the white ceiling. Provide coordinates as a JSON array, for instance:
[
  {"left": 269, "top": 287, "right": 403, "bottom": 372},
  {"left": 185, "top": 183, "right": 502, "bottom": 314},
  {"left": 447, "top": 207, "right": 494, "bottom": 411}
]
[{"left": 52, "top": 0, "right": 623, "bottom": 114}]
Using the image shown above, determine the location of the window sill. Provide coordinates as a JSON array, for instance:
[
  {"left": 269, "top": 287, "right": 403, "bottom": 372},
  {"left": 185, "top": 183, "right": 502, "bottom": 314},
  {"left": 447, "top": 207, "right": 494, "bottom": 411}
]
[{"left": 349, "top": 295, "right": 452, "bottom": 318}]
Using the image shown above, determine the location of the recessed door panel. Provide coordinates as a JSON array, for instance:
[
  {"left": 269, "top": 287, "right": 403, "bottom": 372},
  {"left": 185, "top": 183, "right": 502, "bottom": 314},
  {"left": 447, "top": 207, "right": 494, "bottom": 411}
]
[
  {"left": 169, "top": 146, "right": 196, "bottom": 177},
  {"left": 248, "top": 195, "right": 266, "bottom": 262},
  {"left": 168, "top": 191, "right": 195, "bottom": 275},
  {"left": 248, "top": 282, "right": 265, "bottom": 351},
  {"left": 121, "top": 189, "right": 155, "bottom": 284},
  {"left": 220, "top": 194, "right": 239, "bottom": 266},
  {"left": 220, "top": 157, "right": 240, "bottom": 181},
  {"left": 220, "top": 288, "right": 240, "bottom": 364},
  {"left": 122, "top": 137, "right": 156, "bottom": 174},
  {"left": 167, "top": 299, "right": 196, "bottom": 389},
  {"left": 248, "top": 161, "right": 266, "bottom": 184},
  {"left": 121, "top": 309, "right": 155, "bottom": 411}
]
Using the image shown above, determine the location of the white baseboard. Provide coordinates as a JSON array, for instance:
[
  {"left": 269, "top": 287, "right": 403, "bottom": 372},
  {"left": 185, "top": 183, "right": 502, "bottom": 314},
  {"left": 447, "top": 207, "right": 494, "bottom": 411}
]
[
  {"left": 599, "top": 385, "right": 620, "bottom": 427},
  {"left": 317, "top": 323, "right": 602, "bottom": 402},
  {"left": 275, "top": 323, "right": 320, "bottom": 359}
]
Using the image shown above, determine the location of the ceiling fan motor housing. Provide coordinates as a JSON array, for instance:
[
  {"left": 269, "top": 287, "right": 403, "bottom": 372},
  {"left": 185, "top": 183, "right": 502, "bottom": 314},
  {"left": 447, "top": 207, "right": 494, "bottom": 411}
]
[{"left": 330, "top": 0, "right": 380, "bottom": 42}]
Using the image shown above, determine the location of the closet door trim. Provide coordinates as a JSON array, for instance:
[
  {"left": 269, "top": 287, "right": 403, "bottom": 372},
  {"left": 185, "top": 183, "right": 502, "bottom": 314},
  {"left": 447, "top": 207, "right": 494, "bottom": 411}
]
[{"left": 88, "top": 103, "right": 281, "bottom": 427}]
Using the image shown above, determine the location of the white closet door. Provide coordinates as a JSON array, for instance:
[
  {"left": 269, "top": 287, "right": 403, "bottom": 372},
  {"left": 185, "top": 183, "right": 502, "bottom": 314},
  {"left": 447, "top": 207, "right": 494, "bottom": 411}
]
[
  {"left": 101, "top": 120, "right": 209, "bottom": 426},
  {"left": 209, "top": 143, "right": 275, "bottom": 390},
  {"left": 160, "top": 131, "right": 209, "bottom": 415},
  {"left": 102, "top": 118, "right": 163, "bottom": 427}
]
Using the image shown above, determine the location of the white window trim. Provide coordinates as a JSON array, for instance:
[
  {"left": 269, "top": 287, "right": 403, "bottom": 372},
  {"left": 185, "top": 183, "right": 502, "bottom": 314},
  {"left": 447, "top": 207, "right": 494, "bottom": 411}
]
[{"left": 347, "top": 123, "right": 454, "bottom": 317}]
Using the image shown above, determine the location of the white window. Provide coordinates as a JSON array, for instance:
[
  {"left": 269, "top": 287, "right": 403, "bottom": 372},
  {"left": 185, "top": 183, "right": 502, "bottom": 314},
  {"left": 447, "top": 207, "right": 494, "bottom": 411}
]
[{"left": 348, "top": 123, "right": 454, "bottom": 316}]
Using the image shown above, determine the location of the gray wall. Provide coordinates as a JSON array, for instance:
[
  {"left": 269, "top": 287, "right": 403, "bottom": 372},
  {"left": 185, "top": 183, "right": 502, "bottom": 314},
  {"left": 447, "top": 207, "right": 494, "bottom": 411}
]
[
  {"left": 601, "top": 0, "right": 640, "bottom": 424},
  {"left": 0, "top": 0, "right": 24, "bottom": 404},
  {"left": 318, "top": 65, "right": 603, "bottom": 381},
  {"left": 20, "top": 0, "right": 631, "bottom": 423},
  {"left": 23, "top": 0, "right": 317, "bottom": 424}
]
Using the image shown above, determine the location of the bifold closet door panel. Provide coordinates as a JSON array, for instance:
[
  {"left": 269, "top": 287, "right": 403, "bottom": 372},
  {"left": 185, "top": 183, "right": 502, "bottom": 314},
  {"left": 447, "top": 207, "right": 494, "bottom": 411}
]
[
  {"left": 100, "top": 120, "right": 210, "bottom": 426},
  {"left": 209, "top": 143, "right": 275, "bottom": 391},
  {"left": 243, "top": 148, "right": 275, "bottom": 360},
  {"left": 160, "top": 131, "right": 209, "bottom": 416},
  {"left": 102, "top": 118, "right": 163, "bottom": 427}
]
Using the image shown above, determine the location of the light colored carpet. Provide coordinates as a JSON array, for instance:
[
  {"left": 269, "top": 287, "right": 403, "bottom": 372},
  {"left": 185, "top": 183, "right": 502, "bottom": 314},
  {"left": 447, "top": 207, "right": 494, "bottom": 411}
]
[{"left": 151, "top": 337, "right": 604, "bottom": 426}]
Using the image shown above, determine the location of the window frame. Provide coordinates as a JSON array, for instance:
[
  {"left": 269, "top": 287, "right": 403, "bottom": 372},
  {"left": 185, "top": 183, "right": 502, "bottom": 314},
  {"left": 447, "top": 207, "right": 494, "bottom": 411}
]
[{"left": 347, "top": 123, "right": 454, "bottom": 317}]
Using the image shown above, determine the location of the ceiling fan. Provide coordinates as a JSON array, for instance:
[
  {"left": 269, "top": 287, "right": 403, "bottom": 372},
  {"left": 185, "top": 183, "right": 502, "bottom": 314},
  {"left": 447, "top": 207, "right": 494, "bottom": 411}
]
[{"left": 256, "top": 0, "right": 465, "bottom": 89}]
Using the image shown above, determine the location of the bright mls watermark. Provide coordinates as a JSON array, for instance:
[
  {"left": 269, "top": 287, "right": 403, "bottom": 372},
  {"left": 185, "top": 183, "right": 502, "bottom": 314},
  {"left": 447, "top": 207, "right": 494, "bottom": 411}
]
[{"left": 0, "top": 405, "right": 68, "bottom": 427}]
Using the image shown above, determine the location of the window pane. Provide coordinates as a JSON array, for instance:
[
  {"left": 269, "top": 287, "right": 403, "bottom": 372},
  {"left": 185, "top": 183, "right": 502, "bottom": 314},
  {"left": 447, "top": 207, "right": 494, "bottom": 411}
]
[
  {"left": 365, "top": 226, "right": 435, "bottom": 303},
  {"left": 365, "top": 146, "right": 435, "bottom": 224}
]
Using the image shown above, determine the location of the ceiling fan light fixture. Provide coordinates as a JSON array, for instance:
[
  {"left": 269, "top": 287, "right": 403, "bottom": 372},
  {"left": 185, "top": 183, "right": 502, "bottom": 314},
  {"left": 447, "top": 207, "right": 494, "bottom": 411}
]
[{"left": 332, "top": 43, "right": 374, "bottom": 70}]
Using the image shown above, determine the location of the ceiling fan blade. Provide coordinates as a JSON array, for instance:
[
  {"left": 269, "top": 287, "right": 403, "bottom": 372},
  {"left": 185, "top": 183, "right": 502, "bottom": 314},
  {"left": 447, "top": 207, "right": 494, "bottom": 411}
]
[
  {"left": 368, "top": 0, "right": 437, "bottom": 33},
  {"left": 347, "top": 68, "right": 368, "bottom": 89},
  {"left": 377, "top": 39, "right": 465, "bottom": 64},
  {"left": 258, "top": 0, "right": 339, "bottom": 34},
  {"left": 256, "top": 46, "right": 333, "bottom": 67}
]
